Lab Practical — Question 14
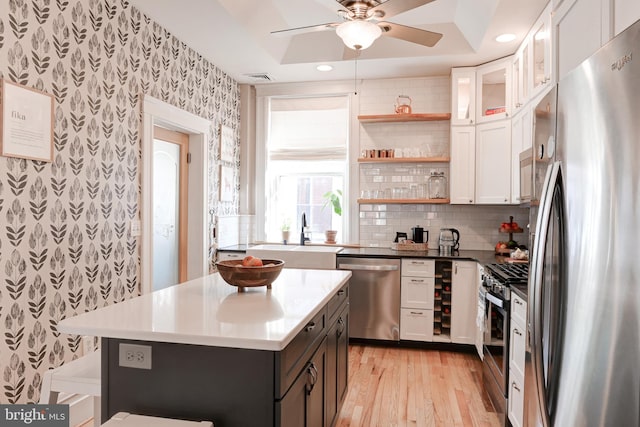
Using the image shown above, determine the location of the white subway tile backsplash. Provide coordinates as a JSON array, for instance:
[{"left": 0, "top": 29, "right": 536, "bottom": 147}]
[{"left": 356, "top": 75, "right": 528, "bottom": 251}]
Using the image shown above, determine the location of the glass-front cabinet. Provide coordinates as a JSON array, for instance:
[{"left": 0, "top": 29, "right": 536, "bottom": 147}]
[
  {"left": 532, "top": 17, "right": 551, "bottom": 93},
  {"left": 513, "top": 42, "right": 530, "bottom": 112},
  {"left": 476, "top": 57, "right": 512, "bottom": 123},
  {"left": 451, "top": 68, "right": 476, "bottom": 126}
]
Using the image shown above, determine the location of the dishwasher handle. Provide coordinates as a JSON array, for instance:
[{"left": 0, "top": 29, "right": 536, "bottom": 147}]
[{"left": 338, "top": 264, "right": 399, "bottom": 272}]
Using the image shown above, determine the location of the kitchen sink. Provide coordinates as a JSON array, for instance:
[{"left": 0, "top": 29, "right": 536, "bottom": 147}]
[{"left": 246, "top": 244, "right": 343, "bottom": 269}]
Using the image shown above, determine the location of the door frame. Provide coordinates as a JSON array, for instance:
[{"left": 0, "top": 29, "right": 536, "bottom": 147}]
[{"left": 142, "top": 95, "right": 211, "bottom": 294}]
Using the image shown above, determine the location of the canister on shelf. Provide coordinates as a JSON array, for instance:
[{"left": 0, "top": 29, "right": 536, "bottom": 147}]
[{"left": 428, "top": 172, "right": 447, "bottom": 199}]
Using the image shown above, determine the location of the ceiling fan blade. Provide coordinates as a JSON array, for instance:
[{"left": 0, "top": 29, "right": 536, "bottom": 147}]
[
  {"left": 379, "top": 21, "right": 443, "bottom": 47},
  {"left": 271, "top": 22, "right": 340, "bottom": 37},
  {"left": 369, "top": 0, "right": 436, "bottom": 19}
]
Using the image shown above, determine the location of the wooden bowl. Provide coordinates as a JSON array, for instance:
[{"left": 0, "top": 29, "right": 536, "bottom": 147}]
[{"left": 215, "top": 259, "right": 285, "bottom": 292}]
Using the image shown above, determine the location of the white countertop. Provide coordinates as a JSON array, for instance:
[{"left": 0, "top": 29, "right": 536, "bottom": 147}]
[{"left": 58, "top": 269, "right": 351, "bottom": 351}]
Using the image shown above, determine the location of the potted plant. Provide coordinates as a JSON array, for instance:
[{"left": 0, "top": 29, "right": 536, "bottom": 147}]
[
  {"left": 281, "top": 218, "right": 291, "bottom": 243},
  {"left": 322, "top": 189, "right": 342, "bottom": 244}
]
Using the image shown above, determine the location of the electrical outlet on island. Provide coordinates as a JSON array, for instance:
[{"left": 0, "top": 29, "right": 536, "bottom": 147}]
[{"left": 118, "top": 343, "right": 152, "bottom": 369}]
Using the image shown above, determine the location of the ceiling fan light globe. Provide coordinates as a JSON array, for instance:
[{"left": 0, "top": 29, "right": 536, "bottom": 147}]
[{"left": 336, "top": 20, "right": 382, "bottom": 50}]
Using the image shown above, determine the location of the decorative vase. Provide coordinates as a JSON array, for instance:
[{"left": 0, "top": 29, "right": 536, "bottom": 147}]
[
  {"left": 282, "top": 230, "right": 290, "bottom": 243},
  {"left": 324, "top": 230, "right": 338, "bottom": 244}
]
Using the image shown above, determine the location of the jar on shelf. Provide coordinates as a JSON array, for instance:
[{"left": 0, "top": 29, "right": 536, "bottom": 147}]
[{"left": 428, "top": 172, "right": 448, "bottom": 199}]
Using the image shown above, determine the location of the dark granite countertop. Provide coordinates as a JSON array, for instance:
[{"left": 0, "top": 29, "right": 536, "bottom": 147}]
[
  {"left": 510, "top": 283, "right": 528, "bottom": 302},
  {"left": 217, "top": 244, "right": 253, "bottom": 252},
  {"left": 337, "top": 247, "right": 500, "bottom": 265}
]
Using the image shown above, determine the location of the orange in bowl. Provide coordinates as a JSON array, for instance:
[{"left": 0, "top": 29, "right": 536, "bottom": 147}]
[{"left": 215, "top": 259, "right": 285, "bottom": 292}]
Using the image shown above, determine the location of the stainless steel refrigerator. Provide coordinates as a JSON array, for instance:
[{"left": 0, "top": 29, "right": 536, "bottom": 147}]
[{"left": 525, "top": 18, "right": 640, "bottom": 427}]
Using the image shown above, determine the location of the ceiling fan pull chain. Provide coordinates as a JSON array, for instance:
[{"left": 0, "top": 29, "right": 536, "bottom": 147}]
[{"left": 354, "top": 48, "right": 360, "bottom": 95}]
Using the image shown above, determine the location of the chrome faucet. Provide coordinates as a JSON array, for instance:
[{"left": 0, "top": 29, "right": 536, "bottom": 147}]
[{"left": 300, "top": 212, "right": 310, "bottom": 245}]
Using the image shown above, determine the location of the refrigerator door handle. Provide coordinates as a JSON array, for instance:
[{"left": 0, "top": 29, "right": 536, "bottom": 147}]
[{"left": 530, "top": 160, "right": 563, "bottom": 427}]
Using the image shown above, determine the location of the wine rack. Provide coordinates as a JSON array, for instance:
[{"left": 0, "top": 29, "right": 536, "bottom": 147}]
[{"left": 433, "top": 260, "right": 453, "bottom": 340}]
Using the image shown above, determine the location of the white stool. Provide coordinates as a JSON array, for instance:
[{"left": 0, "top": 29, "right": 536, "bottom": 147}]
[
  {"left": 103, "top": 412, "right": 213, "bottom": 427},
  {"left": 39, "top": 351, "right": 101, "bottom": 427}
]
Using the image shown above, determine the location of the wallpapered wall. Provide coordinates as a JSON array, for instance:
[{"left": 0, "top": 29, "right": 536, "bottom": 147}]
[{"left": 0, "top": 0, "right": 240, "bottom": 403}]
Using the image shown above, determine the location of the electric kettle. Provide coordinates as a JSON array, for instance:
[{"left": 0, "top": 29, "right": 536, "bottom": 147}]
[{"left": 438, "top": 228, "right": 460, "bottom": 254}]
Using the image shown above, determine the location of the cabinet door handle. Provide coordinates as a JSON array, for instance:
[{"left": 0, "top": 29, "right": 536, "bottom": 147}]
[
  {"left": 337, "top": 317, "right": 345, "bottom": 336},
  {"left": 337, "top": 289, "right": 346, "bottom": 296},
  {"left": 410, "top": 279, "right": 425, "bottom": 283},
  {"left": 514, "top": 328, "right": 522, "bottom": 336},
  {"left": 515, "top": 299, "right": 523, "bottom": 306},
  {"left": 410, "top": 311, "right": 424, "bottom": 315},
  {"left": 306, "top": 363, "right": 318, "bottom": 394},
  {"left": 469, "top": 199, "right": 473, "bottom": 203},
  {"left": 512, "top": 382, "right": 521, "bottom": 392},
  {"left": 455, "top": 263, "right": 458, "bottom": 275},
  {"left": 305, "top": 322, "right": 316, "bottom": 332}
]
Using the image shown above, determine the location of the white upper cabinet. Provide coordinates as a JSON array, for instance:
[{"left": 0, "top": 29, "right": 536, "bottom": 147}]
[
  {"left": 476, "top": 57, "right": 512, "bottom": 124},
  {"left": 450, "top": 126, "right": 476, "bottom": 204},
  {"left": 512, "top": 41, "right": 530, "bottom": 112},
  {"left": 476, "top": 120, "right": 512, "bottom": 204},
  {"left": 614, "top": 0, "right": 640, "bottom": 36},
  {"left": 513, "top": 3, "right": 553, "bottom": 109},
  {"left": 531, "top": 7, "right": 552, "bottom": 96},
  {"left": 451, "top": 68, "right": 476, "bottom": 126}
]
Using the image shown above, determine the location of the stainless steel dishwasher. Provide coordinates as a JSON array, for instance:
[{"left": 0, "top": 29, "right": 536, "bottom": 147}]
[{"left": 337, "top": 257, "right": 401, "bottom": 341}]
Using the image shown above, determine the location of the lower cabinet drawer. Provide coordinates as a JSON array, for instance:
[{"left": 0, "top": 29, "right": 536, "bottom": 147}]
[
  {"left": 508, "top": 369, "right": 524, "bottom": 427},
  {"left": 217, "top": 251, "right": 245, "bottom": 261},
  {"left": 400, "top": 308, "right": 434, "bottom": 341}
]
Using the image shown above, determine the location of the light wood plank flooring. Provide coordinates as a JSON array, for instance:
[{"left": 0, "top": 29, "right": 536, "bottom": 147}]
[{"left": 337, "top": 344, "right": 500, "bottom": 427}]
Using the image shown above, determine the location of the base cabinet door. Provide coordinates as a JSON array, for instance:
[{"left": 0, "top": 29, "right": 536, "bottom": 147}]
[
  {"left": 508, "top": 369, "right": 524, "bottom": 427},
  {"left": 277, "top": 337, "right": 327, "bottom": 427},
  {"left": 326, "top": 305, "right": 348, "bottom": 427},
  {"left": 451, "top": 261, "right": 477, "bottom": 344}
]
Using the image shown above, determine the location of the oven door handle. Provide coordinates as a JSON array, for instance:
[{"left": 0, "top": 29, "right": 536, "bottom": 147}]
[{"left": 484, "top": 291, "right": 504, "bottom": 308}]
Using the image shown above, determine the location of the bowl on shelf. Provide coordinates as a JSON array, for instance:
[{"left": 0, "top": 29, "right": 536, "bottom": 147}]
[{"left": 215, "top": 259, "right": 285, "bottom": 292}]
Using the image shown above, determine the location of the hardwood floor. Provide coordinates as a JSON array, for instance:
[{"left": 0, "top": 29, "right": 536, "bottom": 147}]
[{"left": 336, "top": 344, "right": 501, "bottom": 427}]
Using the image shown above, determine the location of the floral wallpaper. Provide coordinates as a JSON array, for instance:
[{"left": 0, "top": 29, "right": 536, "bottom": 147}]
[{"left": 0, "top": 0, "right": 240, "bottom": 403}]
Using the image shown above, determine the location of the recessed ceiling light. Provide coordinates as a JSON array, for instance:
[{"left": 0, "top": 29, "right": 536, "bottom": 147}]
[
  {"left": 316, "top": 65, "right": 333, "bottom": 72},
  {"left": 495, "top": 33, "right": 516, "bottom": 43}
]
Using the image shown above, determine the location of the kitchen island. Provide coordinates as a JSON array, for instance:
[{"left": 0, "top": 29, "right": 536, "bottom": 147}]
[{"left": 58, "top": 269, "right": 351, "bottom": 427}]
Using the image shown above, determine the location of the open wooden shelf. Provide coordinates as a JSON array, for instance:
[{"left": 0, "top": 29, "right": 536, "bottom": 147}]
[
  {"left": 357, "top": 198, "right": 450, "bottom": 204},
  {"left": 357, "top": 156, "right": 450, "bottom": 163},
  {"left": 357, "top": 113, "right": 452, "bottom": 123}
]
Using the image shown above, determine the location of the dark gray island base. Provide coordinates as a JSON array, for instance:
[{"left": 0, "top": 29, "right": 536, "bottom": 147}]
[{"left": 101, "top": 283, "right": 349, "bottom": 427}]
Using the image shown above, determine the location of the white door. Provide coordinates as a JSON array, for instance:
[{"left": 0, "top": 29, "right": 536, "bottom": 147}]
[{"left": 152, "top": 127, "right": 189, "bottom": 291}]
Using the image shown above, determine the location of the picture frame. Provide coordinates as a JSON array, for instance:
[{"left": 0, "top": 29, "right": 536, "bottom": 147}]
[
  {"left": 219, "top": 165, "right": 234, "bottom": 202},
  {"left": 0, "top": 79, "right": 54, "bottom": 162},
  {"left": 219, "top": 124, "right": 234, "bottom": 164}
]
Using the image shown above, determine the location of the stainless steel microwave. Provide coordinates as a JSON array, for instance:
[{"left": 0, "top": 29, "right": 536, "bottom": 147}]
[{"left": 519, "top": 148, "right": 533, "bottom": 204}]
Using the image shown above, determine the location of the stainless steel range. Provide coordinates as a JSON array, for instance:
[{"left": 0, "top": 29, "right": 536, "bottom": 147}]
[{"left": 481, "top": 263, "right": 528, "bottom": 425}]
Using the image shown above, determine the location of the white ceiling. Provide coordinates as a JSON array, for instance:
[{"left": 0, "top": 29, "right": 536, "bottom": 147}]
[{"left": 127, "top": 0, "right": 548, "bottom": 84}]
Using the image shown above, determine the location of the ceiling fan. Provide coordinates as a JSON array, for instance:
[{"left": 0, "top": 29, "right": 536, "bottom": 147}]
[{"left": 271, "top": 0, "right": 443, "bottom": 51}]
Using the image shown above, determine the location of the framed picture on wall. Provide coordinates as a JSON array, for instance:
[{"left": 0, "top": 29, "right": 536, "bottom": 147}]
[
  {"left": 0, "top": 79, "right": 54, "bottom": 162},
  {"left": 219, "top": 165, "right": 234, "bottom": 202},
  {"left": 219, "top": 124, "right": 234, "bottom": 164}
]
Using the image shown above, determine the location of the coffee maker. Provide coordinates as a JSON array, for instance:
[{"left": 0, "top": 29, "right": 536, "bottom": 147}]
[{"left": 438, "top": 228, "right": 460, "bottom": 254}]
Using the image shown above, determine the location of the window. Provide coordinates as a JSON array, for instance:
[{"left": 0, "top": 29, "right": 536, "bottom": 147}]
[{"left": 265, "top": 95, "right": 349, "bottom": 243}]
